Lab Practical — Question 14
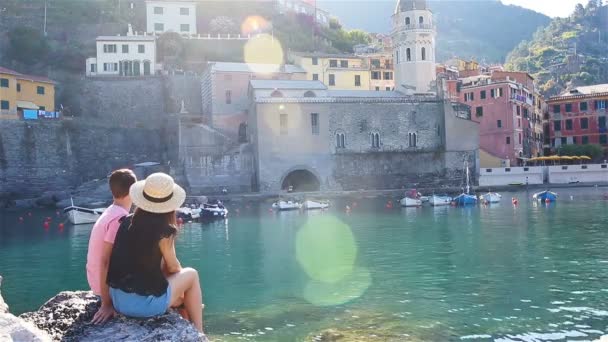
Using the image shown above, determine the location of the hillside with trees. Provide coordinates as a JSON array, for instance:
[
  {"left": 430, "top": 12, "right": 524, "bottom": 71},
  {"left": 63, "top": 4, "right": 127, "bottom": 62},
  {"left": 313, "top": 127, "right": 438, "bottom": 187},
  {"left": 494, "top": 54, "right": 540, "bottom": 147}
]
[
  {"left": 505, "top": 0, "right": 608, "bottom": 96},
  {"left": 317, "top": 0, "right": 551, "bottom": 63}
]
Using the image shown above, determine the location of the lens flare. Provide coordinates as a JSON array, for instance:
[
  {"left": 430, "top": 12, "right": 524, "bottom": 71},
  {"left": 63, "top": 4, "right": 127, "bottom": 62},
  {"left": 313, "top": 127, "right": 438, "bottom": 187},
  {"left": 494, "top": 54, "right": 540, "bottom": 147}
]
[
  {"left": 296, "top": 215, "right": 357, "bottom": 284},
  {"left": 243, "top": 34, "right": 284, "bottom": 72},
  {"left": 303, "top": 267, "right": 372, "bottom": 306},
  {"left": 241, "top": 16, "right": 270, "bottom": 36}
]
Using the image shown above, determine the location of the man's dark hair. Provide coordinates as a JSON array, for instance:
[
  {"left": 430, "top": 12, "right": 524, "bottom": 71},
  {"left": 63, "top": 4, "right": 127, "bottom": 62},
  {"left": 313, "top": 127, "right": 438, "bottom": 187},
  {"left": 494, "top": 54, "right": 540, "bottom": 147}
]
[{"left": 109, "top": 169, "right": 137, "bottom": 199}]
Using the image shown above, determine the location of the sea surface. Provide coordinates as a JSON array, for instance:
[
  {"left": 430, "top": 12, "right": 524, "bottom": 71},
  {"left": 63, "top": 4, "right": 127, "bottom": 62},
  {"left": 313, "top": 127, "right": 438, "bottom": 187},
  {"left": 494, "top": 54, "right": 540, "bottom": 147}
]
[{"left": 1, "top": 188, "right": 608, "bottom": 341}]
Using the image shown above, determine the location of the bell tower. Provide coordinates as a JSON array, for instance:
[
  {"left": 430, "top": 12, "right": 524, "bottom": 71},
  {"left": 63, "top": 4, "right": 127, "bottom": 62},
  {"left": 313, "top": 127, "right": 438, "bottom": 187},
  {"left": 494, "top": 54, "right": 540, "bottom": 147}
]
[{"left": 392, "top": 0, "right": 436, "bottom": 94}]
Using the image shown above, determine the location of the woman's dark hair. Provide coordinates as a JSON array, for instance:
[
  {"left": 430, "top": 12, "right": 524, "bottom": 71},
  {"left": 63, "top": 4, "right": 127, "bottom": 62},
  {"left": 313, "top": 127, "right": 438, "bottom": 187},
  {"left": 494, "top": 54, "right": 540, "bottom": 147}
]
[{"left": 129, "top": 208, "right": 178, "bottom": 238}]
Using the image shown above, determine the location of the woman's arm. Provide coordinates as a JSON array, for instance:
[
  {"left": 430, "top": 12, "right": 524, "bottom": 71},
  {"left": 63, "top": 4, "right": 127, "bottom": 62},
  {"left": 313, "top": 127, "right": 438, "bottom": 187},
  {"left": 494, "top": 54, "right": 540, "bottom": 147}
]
[{"left": 159, "top": 236, "right": 182, "bottom": 275}]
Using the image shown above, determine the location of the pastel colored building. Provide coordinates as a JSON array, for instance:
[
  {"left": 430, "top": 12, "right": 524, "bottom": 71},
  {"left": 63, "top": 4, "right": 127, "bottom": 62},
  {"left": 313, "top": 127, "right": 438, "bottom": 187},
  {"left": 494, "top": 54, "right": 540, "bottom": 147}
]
[
  {"left": 146, "top": 0, "right": 197, "bottom": 34},
  {"left": 200, "top": 62, "right": 307, "bottom": 140},
  {"left": 291, "top": 53, "right": 372, "bottom": 91},
  {"left": 457, "top": 71, "right": 538, "bottom": 167},
  {"left": 0, "top": 66, "right": 55, "bottom": 117},
  {"left": 86, "top": 34, "right": 157, "bottom": 77},
  {"left": 546, "top": 84, "right": 608, "bottom": 150},
  {"left": 363, "top": 53, "right": 395, "bottom": 91}
]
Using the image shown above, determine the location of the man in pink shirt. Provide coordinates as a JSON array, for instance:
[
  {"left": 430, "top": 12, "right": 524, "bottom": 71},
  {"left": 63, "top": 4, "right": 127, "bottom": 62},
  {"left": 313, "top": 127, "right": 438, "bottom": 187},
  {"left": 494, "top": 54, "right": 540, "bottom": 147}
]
[{"left": 86, "top": 169, "right": 137, "bottom": 324}]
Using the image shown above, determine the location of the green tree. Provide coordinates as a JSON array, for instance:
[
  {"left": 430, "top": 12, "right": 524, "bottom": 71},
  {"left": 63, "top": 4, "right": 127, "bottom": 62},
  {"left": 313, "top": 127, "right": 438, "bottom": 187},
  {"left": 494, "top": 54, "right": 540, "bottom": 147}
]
[
  {"left": 7, "top": 27, "right": 49, "bottom": 65},
  {"left": 558, "top": 144, "right": 604, "bottom": 160}
]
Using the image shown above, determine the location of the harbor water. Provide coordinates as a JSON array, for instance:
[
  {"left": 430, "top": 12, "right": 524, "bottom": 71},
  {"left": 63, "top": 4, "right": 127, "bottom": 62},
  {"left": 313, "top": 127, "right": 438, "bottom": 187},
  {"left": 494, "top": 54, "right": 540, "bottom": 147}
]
[{"left": 1, "top": 188, "right": 608, "bottom": 341}]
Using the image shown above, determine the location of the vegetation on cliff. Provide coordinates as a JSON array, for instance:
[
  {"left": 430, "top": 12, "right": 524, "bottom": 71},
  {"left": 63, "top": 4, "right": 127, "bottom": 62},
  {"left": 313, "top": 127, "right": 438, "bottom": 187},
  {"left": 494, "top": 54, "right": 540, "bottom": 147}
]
[
  {"left": 317, "top": 0, "right": 551, "bottom": 63},
  {"left": 505, "top": 0, "right": 608, "bottom": 96}
]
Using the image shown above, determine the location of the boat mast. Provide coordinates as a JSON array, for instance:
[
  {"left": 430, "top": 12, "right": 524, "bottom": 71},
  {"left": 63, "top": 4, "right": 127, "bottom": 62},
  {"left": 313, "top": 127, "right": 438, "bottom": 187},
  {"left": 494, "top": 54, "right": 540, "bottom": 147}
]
[{"left": 465, "top": 161, "right": 470, "bottom": 195}]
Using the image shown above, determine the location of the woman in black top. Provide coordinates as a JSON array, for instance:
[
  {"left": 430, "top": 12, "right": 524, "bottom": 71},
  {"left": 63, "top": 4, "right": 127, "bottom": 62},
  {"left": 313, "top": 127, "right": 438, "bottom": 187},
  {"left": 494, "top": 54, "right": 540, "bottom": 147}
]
[{"left": 107, "top": 173, "right": 204, "bottom": 333}]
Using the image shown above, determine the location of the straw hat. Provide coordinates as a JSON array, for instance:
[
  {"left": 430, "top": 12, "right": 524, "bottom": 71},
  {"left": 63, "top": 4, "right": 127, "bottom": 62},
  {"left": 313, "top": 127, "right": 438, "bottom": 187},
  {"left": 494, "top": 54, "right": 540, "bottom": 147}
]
[{"left": 130, "top": 173, "right": 186, "bottom": 213}]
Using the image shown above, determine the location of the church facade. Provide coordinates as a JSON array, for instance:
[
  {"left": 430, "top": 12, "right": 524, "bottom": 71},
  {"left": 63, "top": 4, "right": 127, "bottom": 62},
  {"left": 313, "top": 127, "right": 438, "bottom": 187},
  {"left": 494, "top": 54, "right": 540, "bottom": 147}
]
[{"left": 245, "top": 0, "right": 479, "bottom": 192}]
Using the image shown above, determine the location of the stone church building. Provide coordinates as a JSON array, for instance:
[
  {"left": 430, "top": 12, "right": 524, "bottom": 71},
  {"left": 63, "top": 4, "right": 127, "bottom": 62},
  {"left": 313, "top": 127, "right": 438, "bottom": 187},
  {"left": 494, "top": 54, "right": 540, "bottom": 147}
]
[{"left": 246, "top": 0, "right": 479, "bottom": 191}]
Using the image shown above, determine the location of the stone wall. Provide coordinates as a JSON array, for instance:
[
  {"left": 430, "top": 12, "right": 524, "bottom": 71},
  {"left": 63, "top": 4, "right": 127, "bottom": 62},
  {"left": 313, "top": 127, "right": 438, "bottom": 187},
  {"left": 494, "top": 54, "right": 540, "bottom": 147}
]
[
  {"left": 184, "top": 149, "right": 255, "bottom": 195},
  {"left": 0, "top": 119, "right": 165, "bottom": 199}
]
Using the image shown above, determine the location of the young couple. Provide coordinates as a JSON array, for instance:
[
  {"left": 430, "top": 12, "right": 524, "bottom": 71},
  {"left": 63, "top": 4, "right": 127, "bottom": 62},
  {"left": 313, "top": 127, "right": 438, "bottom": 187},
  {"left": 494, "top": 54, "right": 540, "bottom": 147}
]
[{"left": 85, "top": 170, "right": 204, "bottom": 333}]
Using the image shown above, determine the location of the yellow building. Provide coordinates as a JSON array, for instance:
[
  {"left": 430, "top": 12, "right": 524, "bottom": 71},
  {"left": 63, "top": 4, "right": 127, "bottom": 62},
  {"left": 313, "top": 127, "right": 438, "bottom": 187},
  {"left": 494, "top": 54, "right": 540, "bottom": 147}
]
[
  {"left": 291, "top": 53, "right": 372, "bottom": 90},
  {"left": 0, "top": 66, "right": 56, "bottom": 118}
]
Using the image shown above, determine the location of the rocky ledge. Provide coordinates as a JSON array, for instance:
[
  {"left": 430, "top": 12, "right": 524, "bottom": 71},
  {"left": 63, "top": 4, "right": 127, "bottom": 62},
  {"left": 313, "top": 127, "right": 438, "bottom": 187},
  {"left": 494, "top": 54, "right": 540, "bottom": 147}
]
[
  {"left": 0, "top": 277, "right": 206, "bottom": 342},
  {"left": 20, "top": 291, "right": 207, "bottom": 341}
]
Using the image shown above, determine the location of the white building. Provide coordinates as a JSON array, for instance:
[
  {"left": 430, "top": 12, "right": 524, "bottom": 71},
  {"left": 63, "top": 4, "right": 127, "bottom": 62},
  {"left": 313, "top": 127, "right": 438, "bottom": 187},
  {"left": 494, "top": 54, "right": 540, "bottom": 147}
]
[
  {"left": 275, "top": 0, "right": 331, "bottom": 27},
  {"left": 146, "top": 0, "right": 197, "bottom": 35},
  {"left": 392, "top": 0, "right": 436, "bottom": 93},
  {"left": 86, "top": 33, "right": 157, "bottom": 77}
]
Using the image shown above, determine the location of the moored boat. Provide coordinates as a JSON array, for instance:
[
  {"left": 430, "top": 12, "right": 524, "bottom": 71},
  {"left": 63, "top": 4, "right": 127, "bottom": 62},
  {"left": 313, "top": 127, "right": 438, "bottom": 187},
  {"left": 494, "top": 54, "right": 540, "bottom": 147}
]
[
  {"left": 303, "top": 200, "right": 330, "bottom": 210},
  {"left": 480, "top": 192, "right": 502, "bottom": 203},
  {"left": 199, "top": 202, "right": 228, "bottom": 221},
  {"left": 533, "top": 190, "right": 558, "bottom": 202},
  {"left": 430, "top": 195, "right": 452, "bottom": 206},
  {"left": 453, "top": 193, "right": 478, "bottom": 206},
  {"left": 400, "top": 189, "right": 423, "bottom": 207},
  {"left": 272, "top": 200, "right": 302, "bottom": 211},
  {"left": 63, "top": 206, "right": 105, "bottom": 225}
]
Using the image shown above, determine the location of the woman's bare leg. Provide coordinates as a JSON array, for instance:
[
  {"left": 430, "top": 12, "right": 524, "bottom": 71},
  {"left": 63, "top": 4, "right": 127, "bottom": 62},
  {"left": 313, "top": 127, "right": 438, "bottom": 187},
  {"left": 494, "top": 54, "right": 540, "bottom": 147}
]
[{"left": 167, "top": 268, "right": 203, "bottom": 332}]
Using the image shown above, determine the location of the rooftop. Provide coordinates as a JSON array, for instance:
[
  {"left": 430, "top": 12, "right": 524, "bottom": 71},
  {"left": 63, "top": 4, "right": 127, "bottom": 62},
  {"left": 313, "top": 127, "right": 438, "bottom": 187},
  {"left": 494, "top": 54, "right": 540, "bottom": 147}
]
[
  {"left": 250, "top": 80, "right": 327, "bottom": 90},
  {"left": 0, "top": 66, "right": 55, "bottom": 84},
  {"left": 291, "top": 52, "right": 360, "bottom": 59},
  {"left": 328, "top": 90, "right": 406, "bottom": 98},
  {"left": 96, "top": 35, "right": 156, "bottom": 42},
  {"left": 209, "top": 62, "right": 306, "bottom": 74},
  {"left": 560, "top": 84, "right": 608, "bottom": 96},
  {"left": 395, "top": 0, "right": 429, "bottom": 13}
]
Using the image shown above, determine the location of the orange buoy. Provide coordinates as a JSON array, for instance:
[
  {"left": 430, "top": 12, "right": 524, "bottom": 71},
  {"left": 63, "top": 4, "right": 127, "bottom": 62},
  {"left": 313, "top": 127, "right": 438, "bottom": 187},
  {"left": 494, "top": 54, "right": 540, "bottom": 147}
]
[
  {"left": 58, "top": 223, "right": 65, "bottom": 229},
  {"left": 512, "top": 198, "right": 519, "bottom": 206},
  {"left": 43, "top": 222, "right": 50, "bottom": 229},
  {"left": 177, "top": 217, "right": 184, "bottom": 225},
  {"left": 545, "top": 198, "right": 551, "bottom": 204}
]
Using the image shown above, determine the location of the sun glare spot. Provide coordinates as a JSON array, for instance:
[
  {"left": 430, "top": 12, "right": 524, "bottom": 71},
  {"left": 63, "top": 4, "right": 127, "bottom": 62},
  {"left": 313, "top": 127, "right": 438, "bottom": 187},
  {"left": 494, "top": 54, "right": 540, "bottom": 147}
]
[
  {"left": 303, "top": 267, "right": 372, "bottom": 307},
  {"left": 296, "top": 216, "right": 357, "bottom": 284},
  {"left": 243, "top": 34, "right": 284, "bottom": 72}
]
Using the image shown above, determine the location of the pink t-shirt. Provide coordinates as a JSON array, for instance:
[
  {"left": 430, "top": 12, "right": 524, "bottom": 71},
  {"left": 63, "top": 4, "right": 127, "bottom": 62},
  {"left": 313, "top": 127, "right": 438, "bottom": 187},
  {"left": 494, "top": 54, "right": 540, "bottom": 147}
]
[{"left": 86, "top": 204, "right": 129, "bottom": 295}]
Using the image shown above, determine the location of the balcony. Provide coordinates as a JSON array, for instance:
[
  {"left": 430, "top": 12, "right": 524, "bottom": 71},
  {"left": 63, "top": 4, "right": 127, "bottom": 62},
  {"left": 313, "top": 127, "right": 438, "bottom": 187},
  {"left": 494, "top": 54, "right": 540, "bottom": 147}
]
[
  {"left": 511, "top": 95, "right": 533, "bottom": 106},
  {"left": 393, "top": 24, "right": 436, "bottom": 34}
]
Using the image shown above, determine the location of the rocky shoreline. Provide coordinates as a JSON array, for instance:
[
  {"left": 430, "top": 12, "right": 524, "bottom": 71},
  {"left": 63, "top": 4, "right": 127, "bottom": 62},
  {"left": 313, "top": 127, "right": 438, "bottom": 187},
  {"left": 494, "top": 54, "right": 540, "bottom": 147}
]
[{"left": 0, "top": 275, "right": 206, "bottom": 341}]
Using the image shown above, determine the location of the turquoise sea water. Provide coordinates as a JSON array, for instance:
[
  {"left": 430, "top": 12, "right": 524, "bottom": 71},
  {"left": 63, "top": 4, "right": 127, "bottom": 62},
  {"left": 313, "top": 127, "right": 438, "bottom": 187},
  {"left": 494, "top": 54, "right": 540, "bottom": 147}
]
[{"left": 1, "top": 188, "right": 608, "bottom": 341}]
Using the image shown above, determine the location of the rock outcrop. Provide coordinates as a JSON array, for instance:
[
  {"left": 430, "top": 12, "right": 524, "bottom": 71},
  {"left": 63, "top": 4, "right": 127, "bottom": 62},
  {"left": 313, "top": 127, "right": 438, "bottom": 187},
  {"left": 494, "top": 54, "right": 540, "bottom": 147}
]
[
  {"left": 21, "top": 291, "right": 206, "bottom": 342},
  {"left": 0, "top": 275, "right": 52, "bottom": 342}
]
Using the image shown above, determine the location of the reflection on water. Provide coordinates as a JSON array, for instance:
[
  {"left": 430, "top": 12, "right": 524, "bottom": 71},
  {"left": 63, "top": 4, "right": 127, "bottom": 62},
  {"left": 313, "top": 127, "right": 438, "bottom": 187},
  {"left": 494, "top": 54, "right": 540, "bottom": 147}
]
[{"left": 1, "top": 188, "right": 608, "bottom": 341}]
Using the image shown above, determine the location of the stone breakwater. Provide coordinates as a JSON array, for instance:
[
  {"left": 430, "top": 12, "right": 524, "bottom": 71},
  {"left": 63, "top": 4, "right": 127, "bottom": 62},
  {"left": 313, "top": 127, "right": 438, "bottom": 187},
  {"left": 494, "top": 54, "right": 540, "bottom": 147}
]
[{"left": 0, "top": 276, "right": 206, "bottom": 341}]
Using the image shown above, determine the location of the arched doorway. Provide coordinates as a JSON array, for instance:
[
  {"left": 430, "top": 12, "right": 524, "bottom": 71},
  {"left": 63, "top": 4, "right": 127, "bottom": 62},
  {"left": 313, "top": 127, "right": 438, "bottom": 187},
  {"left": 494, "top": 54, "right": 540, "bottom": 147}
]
[{"left": 281, "top": 169, "right": 320, "bottom": 192}]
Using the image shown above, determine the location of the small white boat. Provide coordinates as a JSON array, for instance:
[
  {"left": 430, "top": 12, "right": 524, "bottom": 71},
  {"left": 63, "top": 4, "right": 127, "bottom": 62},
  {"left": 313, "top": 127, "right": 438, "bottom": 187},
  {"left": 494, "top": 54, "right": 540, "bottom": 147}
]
[
  {"left": 430, "top": 195, "right": 452, "bottom": 206},
  {"left": 63, "top": 206, "right": 105, "bottom": 225},
  {"left": 480, "top": 192, "right": 502, "bottom": 203},
  {"left": 303, "top": 200, "right": 330, "bottom": 210},
  {"left": 272, "top": 200, "right": 302, "bottom": 211},
  {"left": 420, "top": 196, "right": 430, "bottom": 203},
  {"left": 400, "top": 197, "right": 422, "bottom": 207}
]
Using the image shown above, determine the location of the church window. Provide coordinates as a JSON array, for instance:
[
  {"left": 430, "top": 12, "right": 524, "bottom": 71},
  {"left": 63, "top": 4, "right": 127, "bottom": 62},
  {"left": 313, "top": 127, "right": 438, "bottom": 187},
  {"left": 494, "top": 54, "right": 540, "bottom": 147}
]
[
  {"left": 311, "top": 113, "right": 319, "bottom": 135},
  {"left": 408, "top": 133, "right": 417, "bottom": 147},
  {"left": 371, "top": 132, "right": 380, "bottom": 148},
  {"left": 396, "top": 50, "right": 400, "bottom": 64},
  {"left": 280, "top": 114, "right": 288, "bottom": 135},
  {"left": 336, "top": 132, "right": 346, "bottom": 148},
  {"left": 421, "top": 47, "right": 426, "bottom": 61},
  {"left": 419, "top": 16, "right": 424, "bottom": 25},
  {"left": 406, "top": 48, "right": 411, "bottom": 61},
  {"left": 405, "top": 17, "right": 410, "bottom": 26}
]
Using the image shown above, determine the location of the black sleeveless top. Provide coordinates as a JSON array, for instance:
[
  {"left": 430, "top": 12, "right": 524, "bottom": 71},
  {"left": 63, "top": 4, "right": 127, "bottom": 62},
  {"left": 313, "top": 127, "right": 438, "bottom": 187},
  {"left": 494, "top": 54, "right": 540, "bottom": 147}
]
[{"left": 107, "top": 215, "right": 177, "bottom": 297}]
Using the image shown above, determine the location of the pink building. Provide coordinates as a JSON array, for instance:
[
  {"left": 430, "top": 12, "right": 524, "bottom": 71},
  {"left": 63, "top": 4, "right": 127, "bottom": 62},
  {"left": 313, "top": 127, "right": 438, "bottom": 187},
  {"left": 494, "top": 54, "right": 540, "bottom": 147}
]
[
  {"left": 457, "top": 71, "right": 537, "bottom": 167},
  {"left": 201, "top": 62, "right": 306, "bottom": 141}
]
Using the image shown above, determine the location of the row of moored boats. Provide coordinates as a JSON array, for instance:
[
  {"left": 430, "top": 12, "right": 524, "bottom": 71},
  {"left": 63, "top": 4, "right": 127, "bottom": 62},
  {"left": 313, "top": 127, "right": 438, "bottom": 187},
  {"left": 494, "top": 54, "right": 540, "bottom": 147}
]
[{"left": 399, "top": 189, "right": 558, "bottom": 207}]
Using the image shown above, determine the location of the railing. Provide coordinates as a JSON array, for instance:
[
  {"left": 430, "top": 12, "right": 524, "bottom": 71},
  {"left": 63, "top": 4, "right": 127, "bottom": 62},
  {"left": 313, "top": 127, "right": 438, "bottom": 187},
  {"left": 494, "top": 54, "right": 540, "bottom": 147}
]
[
  {"left": 511, "top": 95, "right": 534, "bottom": 106},
  {"left": 400, "top": 24, "right": 436, "bottom": 31}
]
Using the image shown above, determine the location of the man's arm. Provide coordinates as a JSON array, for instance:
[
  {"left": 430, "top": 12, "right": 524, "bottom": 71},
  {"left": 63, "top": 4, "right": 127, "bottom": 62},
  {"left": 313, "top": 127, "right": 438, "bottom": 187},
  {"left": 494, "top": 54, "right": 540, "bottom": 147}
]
[{"left": 92, "top": 241, "right": 115, "bottom": 324}]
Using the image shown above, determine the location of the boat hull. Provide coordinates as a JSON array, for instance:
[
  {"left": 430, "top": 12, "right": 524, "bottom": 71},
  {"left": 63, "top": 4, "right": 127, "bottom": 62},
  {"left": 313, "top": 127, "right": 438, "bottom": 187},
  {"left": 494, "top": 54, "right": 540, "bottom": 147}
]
[
  {"left": 304, "top": 201, "right": 330, "bottom": 210},
  {"left": 64, "top": 206, "right": 104, "bottom": 225},
  {"left": 400, "top": 197, "right": 422, "bottom": 207},
  {"left": 272, "top": 201, "right": 302, "bottom": 211},
  {"left": 454, "top": 194, "right": 478, "bottom": 206},
  {"left": 533, "top": 191, "right": 558, "bottom": 202},
  {"left": 481, "top": 193, "right": 502, "bottom": 203},
  {"left": 430, "top": 196, "right": 452, "bottom": 206}
]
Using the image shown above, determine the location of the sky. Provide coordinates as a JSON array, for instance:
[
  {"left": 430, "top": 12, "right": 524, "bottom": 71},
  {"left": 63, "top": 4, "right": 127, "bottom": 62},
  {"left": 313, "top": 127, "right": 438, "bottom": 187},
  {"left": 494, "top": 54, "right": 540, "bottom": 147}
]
[{"left": 501, "top": 0, "right": 582, "bottom": 17}]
